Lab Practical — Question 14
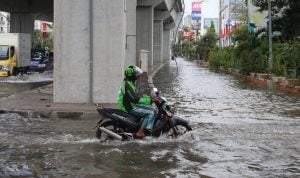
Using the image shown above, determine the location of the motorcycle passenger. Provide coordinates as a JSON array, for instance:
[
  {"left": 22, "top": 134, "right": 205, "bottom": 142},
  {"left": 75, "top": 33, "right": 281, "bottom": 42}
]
[{"left": 117, "top": 66, "right": 157, "bottom": 138}]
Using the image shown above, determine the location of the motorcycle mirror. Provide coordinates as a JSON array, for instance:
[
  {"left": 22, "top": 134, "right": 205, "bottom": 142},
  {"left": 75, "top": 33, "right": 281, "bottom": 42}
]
[{"left": 151, "top": 88, "right": 159, "bottom": 97}]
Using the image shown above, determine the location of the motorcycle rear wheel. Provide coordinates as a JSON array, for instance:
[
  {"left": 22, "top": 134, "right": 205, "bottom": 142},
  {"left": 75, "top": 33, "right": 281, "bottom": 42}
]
[{"left": 96, "top": 120, "right": 116, "bottom": 141}]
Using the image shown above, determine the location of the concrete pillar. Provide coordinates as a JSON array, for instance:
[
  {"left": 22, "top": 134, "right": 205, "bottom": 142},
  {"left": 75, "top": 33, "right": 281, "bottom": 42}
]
[
  {"left": 92, "top": 0, "right": 126, "bottom": 103},
  {"left": 163, "top": 29, "right": 171, "bottom": 62},
  {"left": 125, "top": 0, "right": 137, "bottom": 67},
  {"left": 153, "top": 20, "right": 163, "bottom": 67},
  {"left": 136, "top": 6, "right": 153, "bottom": 70},
  {"left": 54, "top": 0, "right": 90, "bottom": 103},
  {"left": 10, "top": 13, "right": 34, "bottom": 35},
  {"left": 54, "top": 0, "right": 126, "bottom": 103}
]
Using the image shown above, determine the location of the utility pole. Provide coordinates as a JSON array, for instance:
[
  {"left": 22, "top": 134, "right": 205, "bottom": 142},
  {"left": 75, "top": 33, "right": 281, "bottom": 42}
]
[
  {"left": 180, "top": 39, "right": 182, "bottom": 55},
  {"left": 268, "top": 0, "right": 273, "bottom": 72},
  {"left": 219, "top": 0, "right": 222, "bottom": 47},
  {"left": 189, "top": 33, "right": 191, "bottom": 59},
  {"left": 247, "top": 0, "right": 250, "bottom": 31}
]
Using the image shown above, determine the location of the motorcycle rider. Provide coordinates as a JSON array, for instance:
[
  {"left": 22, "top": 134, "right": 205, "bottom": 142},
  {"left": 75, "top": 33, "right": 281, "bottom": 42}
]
[{"left": 117, "top": 66, "right": 157, "bottom": 138}]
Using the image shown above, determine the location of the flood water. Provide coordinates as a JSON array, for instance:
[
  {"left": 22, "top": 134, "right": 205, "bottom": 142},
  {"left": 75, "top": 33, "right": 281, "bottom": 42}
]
[{"left": 0, "top": 59, "right": 299, "bottom": 177}]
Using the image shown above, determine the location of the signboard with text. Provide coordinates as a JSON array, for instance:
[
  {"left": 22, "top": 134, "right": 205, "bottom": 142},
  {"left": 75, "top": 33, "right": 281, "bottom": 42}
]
[
  {"left": 179, "top": 31, "right": 195, "bottom": 42},
  {"left": 192, "top": 22, "right": 201, "bottom": 30},
  {"left": 192, "top": 1, "right": 202, "bottom": 31},
  {"left": 192, "top": 2, "right": 202, "bottom": 11},
  {"left": 192, "top": 11, "right": 201, "bottom": 21}
]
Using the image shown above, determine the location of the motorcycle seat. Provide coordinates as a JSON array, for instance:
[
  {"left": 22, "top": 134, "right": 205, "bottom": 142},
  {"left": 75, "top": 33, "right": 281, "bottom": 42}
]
[{"left": 97, "top": 108, "right": 142, "bottom": 124}]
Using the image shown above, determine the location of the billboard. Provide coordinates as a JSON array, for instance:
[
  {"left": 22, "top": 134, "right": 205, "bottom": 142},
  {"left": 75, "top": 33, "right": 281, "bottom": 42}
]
[
  {"left": 192, "top": 2, "right": 202, "bottom": 11},
  {"left": 179, "top": 31, "right": 195, "bottom": 42},
  {"left": 192, "top": 1, "right": 202, "bottom": 31},
  {"left": 192, "top": 11, "right": 201, "bottom": 21},
  {"left": 192, "top": 22, "right": 201, "bottom": 30}
]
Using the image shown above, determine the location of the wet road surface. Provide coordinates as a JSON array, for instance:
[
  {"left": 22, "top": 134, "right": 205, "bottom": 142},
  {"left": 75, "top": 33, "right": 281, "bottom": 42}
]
[
  {"left": 0, "top": 59, "right": 299, "bottom": 177},
  {"left": 0, "top": 71, "right": 53, "bottom": 98}
]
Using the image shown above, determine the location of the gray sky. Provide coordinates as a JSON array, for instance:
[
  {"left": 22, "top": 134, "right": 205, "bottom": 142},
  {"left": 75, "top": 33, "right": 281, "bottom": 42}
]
[{"left": 184, "top": 0, "right": 219, "bottom": 18}]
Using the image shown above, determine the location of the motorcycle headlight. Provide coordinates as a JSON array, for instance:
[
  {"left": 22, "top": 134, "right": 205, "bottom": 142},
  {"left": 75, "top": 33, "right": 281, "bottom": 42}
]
[{"left": 3, "top": 65, "right": 10, "bottom": 71}]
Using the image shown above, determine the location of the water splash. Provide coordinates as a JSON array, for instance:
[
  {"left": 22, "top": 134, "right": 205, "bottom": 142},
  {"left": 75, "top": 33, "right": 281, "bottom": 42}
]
[
  {"left": 0, "top": 164, "right": 32, "bottom": 177},
  {"left": 0, "top": 71, "right": 53, "bottom": 83}
]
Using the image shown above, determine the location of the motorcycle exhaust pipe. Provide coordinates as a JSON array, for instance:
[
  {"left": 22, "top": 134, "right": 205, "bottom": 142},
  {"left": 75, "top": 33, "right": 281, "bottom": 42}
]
[{"left": 99, "top": 127, "right": 123, "bottom": 141}]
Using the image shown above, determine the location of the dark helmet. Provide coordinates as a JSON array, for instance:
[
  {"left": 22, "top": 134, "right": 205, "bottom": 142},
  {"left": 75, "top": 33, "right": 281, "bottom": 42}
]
[{"left": 124, "top": 66, "right": 143, "bottom": 79}]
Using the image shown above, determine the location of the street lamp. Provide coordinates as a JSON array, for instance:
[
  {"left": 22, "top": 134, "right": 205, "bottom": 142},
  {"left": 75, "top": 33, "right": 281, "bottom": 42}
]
[{"left": 268, "top": 0, "right": 273, "bottom": 72}]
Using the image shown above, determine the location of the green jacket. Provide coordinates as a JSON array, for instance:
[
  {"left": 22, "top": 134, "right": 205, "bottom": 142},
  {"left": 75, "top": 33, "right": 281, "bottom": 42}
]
[{"left": 117, "top": 79, "right": 151, "bottom": 112}]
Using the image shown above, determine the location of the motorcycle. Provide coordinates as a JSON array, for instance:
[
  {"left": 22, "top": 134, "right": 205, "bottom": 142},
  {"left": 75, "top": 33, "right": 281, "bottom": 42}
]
[{"left": 95, "top": 88, "right": 192, "bottom": 141}]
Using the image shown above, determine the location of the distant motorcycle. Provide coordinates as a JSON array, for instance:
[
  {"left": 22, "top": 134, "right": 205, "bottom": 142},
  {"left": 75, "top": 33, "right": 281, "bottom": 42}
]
[{"left": 95, "top": 88, "right": 192, "bottom": 141}]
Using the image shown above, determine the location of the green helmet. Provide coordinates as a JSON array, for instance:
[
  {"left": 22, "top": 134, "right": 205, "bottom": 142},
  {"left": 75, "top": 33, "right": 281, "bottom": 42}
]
[{"left": 124, "top": 66, "right": 143, "bottom": 78}]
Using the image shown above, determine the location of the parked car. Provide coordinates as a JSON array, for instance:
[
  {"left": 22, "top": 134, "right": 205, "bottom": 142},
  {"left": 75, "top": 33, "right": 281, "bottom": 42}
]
[{"left": 30, "top": 49, "right": 49, "bottom": 73}]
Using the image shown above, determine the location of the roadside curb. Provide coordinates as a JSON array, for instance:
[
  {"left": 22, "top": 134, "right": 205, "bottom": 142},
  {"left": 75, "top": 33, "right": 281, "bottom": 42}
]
[
  {"left": 218, "top": 66, "right": 300, "bottom": 96},
  {"left": 0, "top": 109, "right": 99, "bottom": 119}
]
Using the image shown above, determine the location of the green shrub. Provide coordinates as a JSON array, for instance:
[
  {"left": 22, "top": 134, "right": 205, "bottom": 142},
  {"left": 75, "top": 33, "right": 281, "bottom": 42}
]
[
  {"left": 208, "top": 47, "right": 223, "bottom": 68},
  {"left": 268, "top": 41, "right": 300, "bottom": 78},
  {"left": 208, "top": 26, "right": 300, "bottom": 78}
]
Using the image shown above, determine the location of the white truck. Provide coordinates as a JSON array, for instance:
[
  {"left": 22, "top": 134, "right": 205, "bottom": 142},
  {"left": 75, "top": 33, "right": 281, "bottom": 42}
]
[{"left": 0, "top": 33, "right": 31, "bottom": 76}]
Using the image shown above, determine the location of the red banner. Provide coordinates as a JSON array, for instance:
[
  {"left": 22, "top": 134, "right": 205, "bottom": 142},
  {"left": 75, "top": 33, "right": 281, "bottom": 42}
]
[
  {"left": 192, "top": 2, "right": 202, "bottom": 11},
  {"left": 179, "top": 31, "right": 195, "bottom": 42},
  {"left": 42, "top": 32, "right": 47, "bottom": 39},
  {"left": 42, "top": 23, "right": 47, "bottom": 32},
  {"left": 42, "top": 23, "right": 47, "bottom": 40}
]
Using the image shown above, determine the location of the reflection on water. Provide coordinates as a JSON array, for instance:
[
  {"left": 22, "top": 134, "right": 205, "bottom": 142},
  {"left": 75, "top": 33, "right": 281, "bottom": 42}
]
[
  {"left": 0, "top": 59, "right": 299, "bottom": 177},
  {"left": 153, "top": 59, "right": 300, "bottom": 177}
]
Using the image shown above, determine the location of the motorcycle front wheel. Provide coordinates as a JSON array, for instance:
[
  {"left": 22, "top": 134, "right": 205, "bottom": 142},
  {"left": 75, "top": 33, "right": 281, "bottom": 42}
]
[{"left": 168, "top": 123, "right": 191, "bottom": 138}]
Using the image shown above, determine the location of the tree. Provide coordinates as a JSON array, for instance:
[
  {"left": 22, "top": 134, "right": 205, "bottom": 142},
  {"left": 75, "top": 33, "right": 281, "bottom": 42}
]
[
  {"left": 43, "top": 37, "right": 53, "bottom": 50},
  {"left": 33, "top": 29, "right": 53, "bottom": 50},
  {"left": 197, "top": 22, "right": 217, "bottom": 61},
  {"left": 33, "top": 29, "right": 43, "bottom": 49},
  {"left": 206, "top": 21, "right": 217, "bottom": 45},
  {"left": 252, "top": 0, "right": 300, "bottom": 40}
]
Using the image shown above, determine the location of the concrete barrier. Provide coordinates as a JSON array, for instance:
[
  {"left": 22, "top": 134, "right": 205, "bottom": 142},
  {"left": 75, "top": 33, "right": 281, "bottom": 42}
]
[
  {"left": 218, "top": 66, "right": 300, "bottom": 96},
  {"left": 257, "top": 73, "right": 271, "bottom": 80},
  {"left": 139, "top": 49, "right": 149, "bottom": 72}
]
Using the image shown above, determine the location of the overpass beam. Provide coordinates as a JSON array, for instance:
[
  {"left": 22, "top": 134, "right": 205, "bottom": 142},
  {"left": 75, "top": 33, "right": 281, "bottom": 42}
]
[
  {"left": 10, "top": 13, "right": 34, "bottom": 35},
  {"left": 154, "top": 11, "right": 170, "bottom": 21},
  {"left": 137, "top": 0, "right": 164, "bottom": 7}
]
